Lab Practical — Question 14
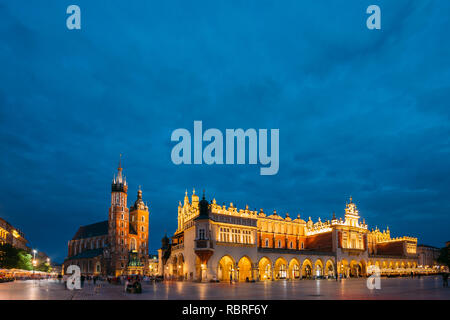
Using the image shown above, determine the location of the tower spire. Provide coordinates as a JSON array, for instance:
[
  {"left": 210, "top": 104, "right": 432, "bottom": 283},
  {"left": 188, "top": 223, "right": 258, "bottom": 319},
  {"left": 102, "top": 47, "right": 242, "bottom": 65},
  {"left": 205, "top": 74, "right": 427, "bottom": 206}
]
[{"left": 118, "top": 153, "right": 123, "bottom": 171}]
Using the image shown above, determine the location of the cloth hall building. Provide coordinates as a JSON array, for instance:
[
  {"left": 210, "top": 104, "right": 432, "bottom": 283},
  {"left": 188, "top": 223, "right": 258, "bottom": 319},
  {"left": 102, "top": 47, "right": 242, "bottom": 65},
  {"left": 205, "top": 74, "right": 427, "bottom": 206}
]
[{"left": 159, "top": 191, "right": 419, "bottom": 282}]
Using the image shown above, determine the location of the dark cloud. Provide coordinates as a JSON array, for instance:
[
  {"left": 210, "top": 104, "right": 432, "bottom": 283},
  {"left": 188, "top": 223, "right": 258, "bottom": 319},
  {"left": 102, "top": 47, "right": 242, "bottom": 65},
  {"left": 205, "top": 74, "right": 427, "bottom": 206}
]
[{"left": 0, "top": 0, "right": 449, "bottom": 262}]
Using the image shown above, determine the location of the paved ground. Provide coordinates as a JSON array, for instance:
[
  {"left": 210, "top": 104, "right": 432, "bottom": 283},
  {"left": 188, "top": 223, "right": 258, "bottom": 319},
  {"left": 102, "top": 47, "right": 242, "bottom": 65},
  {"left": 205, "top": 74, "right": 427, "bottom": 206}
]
[{"left": 0, "top": 276, "right": 449, "bottom": 300}]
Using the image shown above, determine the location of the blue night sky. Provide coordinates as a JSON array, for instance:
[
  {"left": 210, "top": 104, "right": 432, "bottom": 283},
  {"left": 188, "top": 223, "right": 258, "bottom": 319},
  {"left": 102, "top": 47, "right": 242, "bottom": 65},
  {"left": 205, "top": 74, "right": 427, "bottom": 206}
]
[{"left": 0, "top": 1, "right": 449, "bottom": 263}]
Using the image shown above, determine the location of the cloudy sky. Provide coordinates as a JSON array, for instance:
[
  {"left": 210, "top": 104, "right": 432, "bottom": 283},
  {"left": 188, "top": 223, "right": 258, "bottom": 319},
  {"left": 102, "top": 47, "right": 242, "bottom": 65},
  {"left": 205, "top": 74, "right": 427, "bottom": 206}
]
[{"left": 0, "top": 0, "right": 449, "bottom": 262}]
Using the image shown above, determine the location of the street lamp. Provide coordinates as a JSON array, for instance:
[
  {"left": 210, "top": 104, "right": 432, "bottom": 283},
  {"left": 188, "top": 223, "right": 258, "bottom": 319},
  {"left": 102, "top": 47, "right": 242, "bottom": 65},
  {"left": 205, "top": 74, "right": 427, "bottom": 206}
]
[{"left": 32, "top": 250, "right": 37, "bottom": 277}]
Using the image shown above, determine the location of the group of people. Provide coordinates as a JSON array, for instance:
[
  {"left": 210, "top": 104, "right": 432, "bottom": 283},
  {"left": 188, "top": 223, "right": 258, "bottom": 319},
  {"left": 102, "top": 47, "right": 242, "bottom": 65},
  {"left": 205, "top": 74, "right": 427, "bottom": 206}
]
[
  {"left": 442, "top": 272, "right": 449, "bottom": 287},
  {"left": 124, "top": 275, "right": 142, "bottom": 294}
]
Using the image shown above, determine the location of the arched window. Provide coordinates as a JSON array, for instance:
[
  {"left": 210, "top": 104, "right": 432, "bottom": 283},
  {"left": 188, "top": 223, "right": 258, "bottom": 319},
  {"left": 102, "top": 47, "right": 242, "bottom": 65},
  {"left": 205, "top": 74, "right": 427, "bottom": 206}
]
[
  {"left": 141, "top": 216, "right": 145, "bottom": 222},
  {"left": 289, "top": 241, "right": 293, "bottom": 249},
  {"left": 130, "top": 238, "right": 137, "bottom": 251},
  {"left": 265, "top": 238, "right": 269, "bottom": 247},
  {"left": 277, "top": 240, "right": 281, "bottom": 248},
  {"left": 301, "top": 242, "right": 304, "bottom": 249}
]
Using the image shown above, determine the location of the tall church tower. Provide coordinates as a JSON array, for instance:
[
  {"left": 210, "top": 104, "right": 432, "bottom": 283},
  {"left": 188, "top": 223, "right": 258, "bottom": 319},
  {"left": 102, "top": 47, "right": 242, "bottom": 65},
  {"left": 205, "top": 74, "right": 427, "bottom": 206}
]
[{"left": 108, "top": 156, "right": 129, "bottom": 275}]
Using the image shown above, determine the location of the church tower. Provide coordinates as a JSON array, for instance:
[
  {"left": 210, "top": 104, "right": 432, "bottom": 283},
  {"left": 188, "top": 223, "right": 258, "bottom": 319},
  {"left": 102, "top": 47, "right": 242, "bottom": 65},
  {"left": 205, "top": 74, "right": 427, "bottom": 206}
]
[
  {"left": 128, "top": 187, "right": 150, "bottom": 274},
  {"left": 130, "top": 186, "right": 149, "bottom": 255},
  {"left": 108, "top": 156, "right": 129, "bottom": 275}
]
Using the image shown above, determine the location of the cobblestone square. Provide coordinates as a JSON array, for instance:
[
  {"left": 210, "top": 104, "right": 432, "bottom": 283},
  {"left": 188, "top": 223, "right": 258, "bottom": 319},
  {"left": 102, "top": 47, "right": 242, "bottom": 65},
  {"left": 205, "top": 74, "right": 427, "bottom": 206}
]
[{"left": 0, "top": 276, "right": 449, "bottom": 300}]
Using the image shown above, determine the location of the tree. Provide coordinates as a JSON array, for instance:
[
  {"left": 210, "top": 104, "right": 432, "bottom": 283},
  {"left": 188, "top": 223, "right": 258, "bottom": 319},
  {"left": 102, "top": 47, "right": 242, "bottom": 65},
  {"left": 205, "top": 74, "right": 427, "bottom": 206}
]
[
  {"left": 17, "top": 251, "right": 33, "bottom": 270},
  {"left": 0, "top": 243, "right": 32, "bottom": 270},
  {"left": 36, "top": 260, "right": 52, "bottom": 273},
  {"left": 0, "top": 243, "right": 20, "bottom": 268},
  {"left": 437, "top": 245, "right": 450, "bottom": 268}
]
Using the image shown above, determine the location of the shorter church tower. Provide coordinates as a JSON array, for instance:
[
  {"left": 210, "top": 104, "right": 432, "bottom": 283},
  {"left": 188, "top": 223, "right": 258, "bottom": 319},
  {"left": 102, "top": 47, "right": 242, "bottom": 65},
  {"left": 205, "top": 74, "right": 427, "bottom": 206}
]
[{"left": 128, "top": 186, "right": 150, "bottom": 274}]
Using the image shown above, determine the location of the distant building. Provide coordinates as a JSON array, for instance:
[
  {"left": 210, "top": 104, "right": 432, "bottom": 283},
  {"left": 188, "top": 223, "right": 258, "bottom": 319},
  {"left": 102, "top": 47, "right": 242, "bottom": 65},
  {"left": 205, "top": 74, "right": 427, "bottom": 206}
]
[
  {"left": 63, "top": 159, "right": 150, "bottom": 276},
  {"left": 160, "top": 193, "right": 419, "bottom": 282},
  {"left": 148, "top": 254, "right": 158, "bottom": 276},
  {"left": 51, "top": 263, "right": 63, "bottom": 275},
  {"left": 0, "top": 217, "right": 29, "bottom": 251},
  {"left": 417, "top": 244, "right": 441, "bottom": 268}
]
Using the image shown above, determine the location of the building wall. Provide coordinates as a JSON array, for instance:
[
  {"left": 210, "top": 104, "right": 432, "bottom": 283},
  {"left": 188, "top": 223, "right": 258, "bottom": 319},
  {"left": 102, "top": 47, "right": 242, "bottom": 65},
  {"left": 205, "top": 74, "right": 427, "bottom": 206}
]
[
  {"left": 0, "top": 218, "right": 29, "bottom": 251},
  {"left": 376, "top": 241, "right": 405, "bottom": 256},
  {"left": 417, "top": 245, "right": 441, "bottom": 267}
]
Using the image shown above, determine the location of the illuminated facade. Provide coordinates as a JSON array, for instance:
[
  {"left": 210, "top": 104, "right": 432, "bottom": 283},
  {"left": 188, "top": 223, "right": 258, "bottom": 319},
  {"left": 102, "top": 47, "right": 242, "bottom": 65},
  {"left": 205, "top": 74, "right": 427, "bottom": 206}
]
[
  {"left": 160, "top": 192, "right": 419, "bottom": 281},
  {"left": 0, "top": 217, "right": 29, "bottom": 251},
  {"left": 63, "top": 160, "right": 150, "bottom": 276}
]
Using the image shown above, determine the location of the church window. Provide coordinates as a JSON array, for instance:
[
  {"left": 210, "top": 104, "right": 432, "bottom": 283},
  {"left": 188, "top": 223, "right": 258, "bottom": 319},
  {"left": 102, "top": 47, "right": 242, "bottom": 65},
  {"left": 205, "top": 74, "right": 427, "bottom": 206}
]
[
  {"left": 141, "top": 216, "right": 145, "bottom": 222},
  {"left": 265, "top": 238, "right": 269, "bottom": 247},
  {"left": 277, "top": 240, "right": 282, "bottom": 248},
  {"left": 290, "top": 241, "right": 293, "bottom": 249},
  {"left": 301, "top": 242, "right": 304, "bottom": 249}
]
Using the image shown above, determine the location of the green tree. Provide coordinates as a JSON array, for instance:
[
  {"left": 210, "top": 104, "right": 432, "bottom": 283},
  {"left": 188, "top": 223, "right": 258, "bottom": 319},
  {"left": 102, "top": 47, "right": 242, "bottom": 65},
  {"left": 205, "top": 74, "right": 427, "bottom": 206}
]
[
  {"left": 0, "top": 243, "right": 20, "bottom": 268},
  {"left": 17, "top": 251, "right": 33, "bottom": 270},
  {"left": 36, "top": 260, "right": 51, "bottom": 272},
  {"left": 0, "top": 243, "right": 33, "bottom": 270}
]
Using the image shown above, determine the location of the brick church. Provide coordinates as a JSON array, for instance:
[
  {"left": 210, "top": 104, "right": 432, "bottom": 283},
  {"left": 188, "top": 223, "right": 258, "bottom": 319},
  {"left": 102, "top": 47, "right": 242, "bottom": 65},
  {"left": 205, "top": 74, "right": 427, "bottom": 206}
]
[{"left": 63, "top": 158, "right": 150, "bottom": 276}]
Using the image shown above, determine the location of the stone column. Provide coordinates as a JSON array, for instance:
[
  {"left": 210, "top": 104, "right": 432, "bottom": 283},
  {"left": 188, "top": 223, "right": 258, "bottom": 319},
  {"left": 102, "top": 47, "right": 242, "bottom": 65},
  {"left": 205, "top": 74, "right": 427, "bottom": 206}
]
[
  {"left": 271, "top": 263, "right": 275, "bottom": 281},
  {"left": 252, "top": 263, "right": 259, "bottom": 281}
]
